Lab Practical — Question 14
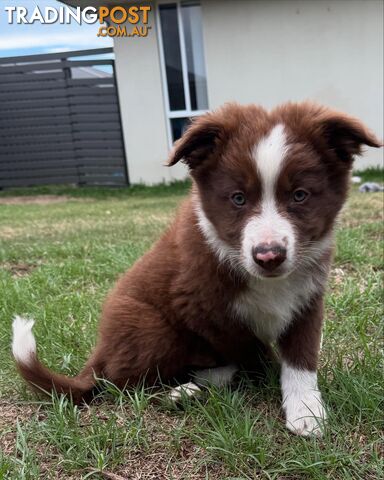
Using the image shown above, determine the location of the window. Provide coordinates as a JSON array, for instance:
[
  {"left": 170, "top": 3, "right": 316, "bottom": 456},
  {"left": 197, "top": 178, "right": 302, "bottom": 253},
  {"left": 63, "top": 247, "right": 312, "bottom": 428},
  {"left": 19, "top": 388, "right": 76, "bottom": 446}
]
[{"left": 158, "top": 1, "right": 208, "bottom": 145}]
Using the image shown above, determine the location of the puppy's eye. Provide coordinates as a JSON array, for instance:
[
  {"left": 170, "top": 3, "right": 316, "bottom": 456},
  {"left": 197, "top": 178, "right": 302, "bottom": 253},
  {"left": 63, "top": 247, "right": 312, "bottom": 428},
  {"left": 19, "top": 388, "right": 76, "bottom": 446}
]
[
  {"left": 293, "top": 189, "right": 309, "bottom": 203},
  {"left": 231, "top": 192, "right": 246, "bottom": 206}
]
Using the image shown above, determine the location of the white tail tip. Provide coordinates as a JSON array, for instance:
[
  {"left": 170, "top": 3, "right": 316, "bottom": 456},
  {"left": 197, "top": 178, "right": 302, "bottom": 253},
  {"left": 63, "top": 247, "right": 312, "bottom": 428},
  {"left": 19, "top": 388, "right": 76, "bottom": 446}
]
[{"left": 12, "top": 316, "right": 36, "bottom": 366}]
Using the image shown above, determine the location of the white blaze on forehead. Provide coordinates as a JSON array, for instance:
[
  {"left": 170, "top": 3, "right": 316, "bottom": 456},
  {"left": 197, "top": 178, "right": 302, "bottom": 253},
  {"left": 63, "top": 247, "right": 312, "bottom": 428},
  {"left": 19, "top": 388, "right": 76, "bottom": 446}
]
[
  {"left": 240, "top": 123, "right": 295, "bottom": 277},
  {"left": 254, "top": 123, "right": 288, "bottom": 197}
]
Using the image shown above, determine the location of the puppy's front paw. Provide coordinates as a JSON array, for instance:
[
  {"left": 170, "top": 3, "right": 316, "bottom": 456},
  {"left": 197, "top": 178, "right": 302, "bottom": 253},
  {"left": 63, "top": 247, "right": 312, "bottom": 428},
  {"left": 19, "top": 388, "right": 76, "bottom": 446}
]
[
  {"left": 284, "top": 392, "right": 326, "bottom": 436},
  {"left": 281, "top": 364, "right": 327, "bottom": 437}
]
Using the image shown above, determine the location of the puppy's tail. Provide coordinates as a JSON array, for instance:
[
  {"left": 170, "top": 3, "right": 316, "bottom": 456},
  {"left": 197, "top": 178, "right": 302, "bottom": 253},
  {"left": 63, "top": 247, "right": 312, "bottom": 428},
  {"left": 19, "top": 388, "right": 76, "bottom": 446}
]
[{"left": 12, "top": 316, "right": 97, "bottom": 403}]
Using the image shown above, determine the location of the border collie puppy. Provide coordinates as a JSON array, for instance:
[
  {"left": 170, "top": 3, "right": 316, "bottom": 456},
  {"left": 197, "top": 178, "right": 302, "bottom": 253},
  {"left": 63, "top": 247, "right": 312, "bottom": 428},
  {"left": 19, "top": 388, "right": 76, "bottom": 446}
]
[{"left": 12, "top": 102, "right": 381, "bottom": 436}]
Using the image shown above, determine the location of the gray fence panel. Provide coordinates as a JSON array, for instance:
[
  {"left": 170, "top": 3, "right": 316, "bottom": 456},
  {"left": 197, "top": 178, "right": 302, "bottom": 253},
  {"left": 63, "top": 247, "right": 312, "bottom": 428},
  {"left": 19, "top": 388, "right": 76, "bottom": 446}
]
[
  {"left": 0, "top": 59, "right": 114, "bottom": 74},
  {"left": 4, "top": 105, "right": 119, "bottom": 119},
  {"left": 1, "top": 97, "right": 118, "bottom": 111},
  {"left": 0, "top": 157, "right": 125, "bottom": 171},
  {"left": 4, "top": 167, "right": 82, "bottom": 180},
  {"left": 2, "top": 98, "right": 70, "bottom": 110},
  {"left": 5, "top": 107, "right": 72, "bottom": 119},
  {"left": 0, "top": 47, "right": 114, "bottom": 64},
  {"left": 0, "top": 131, "right": 122, "bottom": 144},
  {"left": 0, "top": 134, "right": 74, "bottom": 146},
  {"left": 2, "top": 151, "right": 77, "bottom": 162},
  {"left": 0, "top": 123, "right": 122, "bottom": 136},
  {"left": 70, "top": 113, "right": 121, "bottom": 123},
  {"left": 78, "top": 175, "right": 126, "bottom": 185},
  {"left": 72, "top": 122, "right": 122, "bottom": 132},
  {"left": 72, "top": 131, "right": 122, "bottom": 141},
  {"left": 0, "top": 159, "right": 80, "bottom": 171},
  {"left": 69, "top": 104, "right": 119, "bottom": 114},
  {"left": 0, "top": 80, "right": 67, "bottom": 92},
  {"left": 2, "top": 142, "right": 79, "bottom": 154},
  {"left": 67, "top": 86, "right": 116, "bottom": 96},
  {"left": 0, "top": 126, "right": 73, "bottom": 137},
  {"left": 0, "top": 48, "right": 128, "bottom": 188},
  {"left": 67, "top": 77, "right": 114, "bottom": 86},
  {"left": 0, "top": 71, "right": 66, "bottom": 83},
  {"left": 0, "top": 117, "right": 74, "bottom": 128},
  {"left": 0, "top": 89, "right": 69, "bottom": 102},
  {"left": 0, "top": 176, "right": 81, "bottom": 187},
  {"left": 0, "top": 140, "right": 123, "bottom": 154}
]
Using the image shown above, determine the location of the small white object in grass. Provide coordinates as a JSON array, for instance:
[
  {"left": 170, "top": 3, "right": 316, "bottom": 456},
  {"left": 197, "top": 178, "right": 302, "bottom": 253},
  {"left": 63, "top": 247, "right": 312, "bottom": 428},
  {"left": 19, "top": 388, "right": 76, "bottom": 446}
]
[
  {"left": 168, "top": 382, "right": 201, "bottom": 402},
  {"left": 351, "top": 176, "right": 362, "bottom": 184},
  {"left": 12, "top": 316, "right": 36, "bottom": 366},
  {"left": 359, "top": 182, "right": 384, "bottom": 193}
]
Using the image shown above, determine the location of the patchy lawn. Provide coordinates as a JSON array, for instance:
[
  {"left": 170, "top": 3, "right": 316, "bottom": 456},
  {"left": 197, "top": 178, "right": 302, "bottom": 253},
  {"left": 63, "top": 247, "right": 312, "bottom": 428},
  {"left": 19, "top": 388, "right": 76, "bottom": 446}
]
[{"left": 0, "top": 174, "right": 383, "bottom": 480}]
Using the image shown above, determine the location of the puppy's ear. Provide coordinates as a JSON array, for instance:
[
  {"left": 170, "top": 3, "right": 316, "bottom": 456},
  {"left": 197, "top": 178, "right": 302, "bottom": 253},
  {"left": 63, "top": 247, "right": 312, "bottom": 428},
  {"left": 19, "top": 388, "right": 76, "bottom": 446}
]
[
  {"left": 318, "top": 110, "right": 382, "bottom": 163},
  {"left": 167, "top": 114, "right": 224, "bottom": 170}
]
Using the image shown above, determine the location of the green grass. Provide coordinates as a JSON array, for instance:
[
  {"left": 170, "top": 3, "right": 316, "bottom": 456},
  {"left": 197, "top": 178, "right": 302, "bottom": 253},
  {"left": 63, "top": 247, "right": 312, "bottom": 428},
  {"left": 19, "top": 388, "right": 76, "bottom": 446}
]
[
  {"left": 0, "top": 175, "right": 383, "bottom": 479},
  {"left": 353, "top": 167, "right": 383, "bottom": 183},
  {"left": 0, "top": 179, "right": 191, "bottom": 200}
]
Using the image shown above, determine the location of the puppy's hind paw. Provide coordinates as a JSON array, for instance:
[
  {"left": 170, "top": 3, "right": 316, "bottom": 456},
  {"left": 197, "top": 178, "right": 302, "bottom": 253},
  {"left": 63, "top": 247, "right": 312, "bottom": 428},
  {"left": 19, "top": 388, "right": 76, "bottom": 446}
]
[{"left": 168, "top": 382, "right": 202, "bottom": 405}]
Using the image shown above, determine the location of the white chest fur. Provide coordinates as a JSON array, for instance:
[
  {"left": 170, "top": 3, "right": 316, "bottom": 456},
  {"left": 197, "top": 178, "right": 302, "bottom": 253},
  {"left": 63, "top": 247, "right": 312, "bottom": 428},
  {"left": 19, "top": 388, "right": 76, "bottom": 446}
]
[{"left": 231, "top": 270, "right": 322, "bottom": 343}]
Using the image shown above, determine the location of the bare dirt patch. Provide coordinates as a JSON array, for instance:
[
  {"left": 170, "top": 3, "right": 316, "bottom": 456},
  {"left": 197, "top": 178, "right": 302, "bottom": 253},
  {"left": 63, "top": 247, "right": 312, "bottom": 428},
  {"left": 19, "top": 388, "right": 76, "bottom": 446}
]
[
  {"left": 80, "top": 406, "right": 227, "bottom": 480},
  {"left": 0, "top": 195, "right": 71, "bottom": 205},
  {"left": 107, "top": 448, "right": 227, "bottom": 480},
  {"left": 1, "top": 262, "right": 38, "bottom": 277},
  {"left": 0, "top": 401, "right": 40, "bottom": 455}
]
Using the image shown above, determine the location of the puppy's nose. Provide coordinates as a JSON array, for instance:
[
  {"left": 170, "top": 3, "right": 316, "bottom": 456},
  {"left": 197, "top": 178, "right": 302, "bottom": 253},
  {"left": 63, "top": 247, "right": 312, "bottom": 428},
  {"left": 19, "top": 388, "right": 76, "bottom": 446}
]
[{"left": 252, "top": 242, "right": 287, "bottom": 271}]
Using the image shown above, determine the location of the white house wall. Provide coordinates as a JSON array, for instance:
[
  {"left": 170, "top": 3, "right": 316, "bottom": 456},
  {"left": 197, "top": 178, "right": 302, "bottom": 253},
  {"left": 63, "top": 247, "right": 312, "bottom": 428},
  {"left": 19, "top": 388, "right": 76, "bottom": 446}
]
[
  {"left": 113, "top": 9, "right": 180, "bottom": 184},
  {"left": 201, "top": 0, "right": 383, "bottom": 169}
]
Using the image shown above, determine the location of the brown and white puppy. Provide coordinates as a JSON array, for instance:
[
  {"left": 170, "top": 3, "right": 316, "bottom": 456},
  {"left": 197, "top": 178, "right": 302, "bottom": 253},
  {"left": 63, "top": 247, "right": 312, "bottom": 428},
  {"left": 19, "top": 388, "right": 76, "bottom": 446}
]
[{"left": 12, "top": 102, "right": 381, "bottom": 436}]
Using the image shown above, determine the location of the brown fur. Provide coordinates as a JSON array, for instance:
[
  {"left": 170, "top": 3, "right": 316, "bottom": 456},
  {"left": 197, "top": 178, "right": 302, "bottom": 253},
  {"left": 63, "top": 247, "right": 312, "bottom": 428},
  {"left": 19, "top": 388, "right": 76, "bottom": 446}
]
[{"left": 14, "top": 102, "right": 381, "bottom": 403}]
